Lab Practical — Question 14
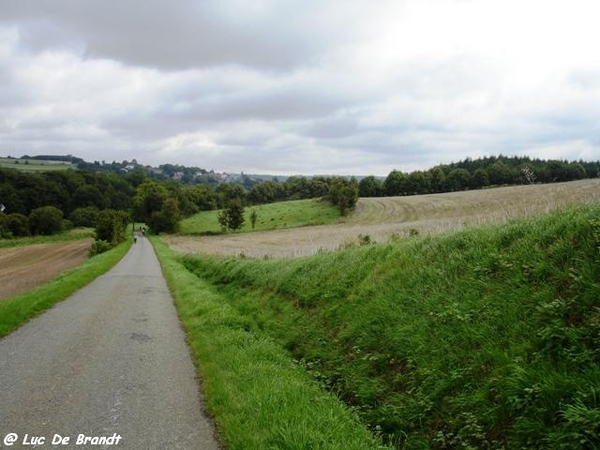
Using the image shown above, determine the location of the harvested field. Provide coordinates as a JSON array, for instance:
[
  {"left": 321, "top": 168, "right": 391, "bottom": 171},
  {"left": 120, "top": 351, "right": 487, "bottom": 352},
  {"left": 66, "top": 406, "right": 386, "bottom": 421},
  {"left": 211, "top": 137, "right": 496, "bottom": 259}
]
[
  {"left": 164, "top": 179, "right": 600, "bottom": 258},
  {"left": 0, "top": 239, "right": 93, "bottom": 300}
]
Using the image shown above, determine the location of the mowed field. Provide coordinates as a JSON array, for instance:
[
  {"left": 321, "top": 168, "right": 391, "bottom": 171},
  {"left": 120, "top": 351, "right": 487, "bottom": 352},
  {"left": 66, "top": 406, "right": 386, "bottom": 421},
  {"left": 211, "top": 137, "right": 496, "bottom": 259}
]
[
  {"left": 165, "top": 179, "right": 600, "bottom": 258},
  {"left": 0, "top": 157, "right": 75, "bottom": 172},
  {"left": 0, "top": 239, "right": 93, "bottom": 300}
]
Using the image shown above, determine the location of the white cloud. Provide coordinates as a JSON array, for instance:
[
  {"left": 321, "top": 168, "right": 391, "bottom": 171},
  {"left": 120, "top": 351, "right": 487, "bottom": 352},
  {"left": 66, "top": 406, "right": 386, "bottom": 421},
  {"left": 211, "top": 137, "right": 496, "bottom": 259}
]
[{"left": 1, "top": 0, "right": 599, "bottom": 175}]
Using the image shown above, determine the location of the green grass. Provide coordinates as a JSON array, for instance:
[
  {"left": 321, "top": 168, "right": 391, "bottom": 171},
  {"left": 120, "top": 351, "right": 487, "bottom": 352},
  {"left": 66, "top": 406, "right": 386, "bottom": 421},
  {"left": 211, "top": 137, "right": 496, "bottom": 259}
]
[
  {"left": 0, "top": 228, "right": 94, "bottom": 249},
  {"left": 151, "top": 237, "right": 390, "bottom": 450},
  {"left": 178, "top": 205, "right": 600, "bottom": 449},
  {"left": 180, "top": 198, "right": 341, "bottom": 235},
  {"left": 0, "top": 237, "right": 132, "bottom": 338},
  {"left": 0, "top": 157, "right": 75, "bottom": 172}
]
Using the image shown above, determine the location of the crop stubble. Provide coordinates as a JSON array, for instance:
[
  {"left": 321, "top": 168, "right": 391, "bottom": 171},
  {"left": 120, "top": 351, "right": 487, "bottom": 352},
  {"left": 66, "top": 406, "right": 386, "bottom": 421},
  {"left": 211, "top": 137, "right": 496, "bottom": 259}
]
[{"left": 164, "top": 179, "right": 600, "bottom": 258}]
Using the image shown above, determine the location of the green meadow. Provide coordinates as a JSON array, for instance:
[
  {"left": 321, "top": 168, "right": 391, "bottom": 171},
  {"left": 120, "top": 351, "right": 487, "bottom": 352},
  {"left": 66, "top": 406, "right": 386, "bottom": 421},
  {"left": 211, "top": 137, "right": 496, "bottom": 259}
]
[{"left": 179, "top": 198, "right": 342, "bottom": 234}]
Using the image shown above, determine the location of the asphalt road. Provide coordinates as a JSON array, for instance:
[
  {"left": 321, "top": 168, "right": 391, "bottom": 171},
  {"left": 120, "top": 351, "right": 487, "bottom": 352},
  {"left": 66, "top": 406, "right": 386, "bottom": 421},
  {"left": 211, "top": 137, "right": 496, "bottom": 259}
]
[{"left": 0, "top": 235, "right": 220, "bottom": 449}]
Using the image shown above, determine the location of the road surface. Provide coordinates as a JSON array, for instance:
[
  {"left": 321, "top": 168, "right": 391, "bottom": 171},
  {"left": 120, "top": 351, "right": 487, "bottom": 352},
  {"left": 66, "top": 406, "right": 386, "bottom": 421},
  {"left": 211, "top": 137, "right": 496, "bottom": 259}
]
[{"left": 0, "top": 235, "right": 220, "bottom": 449}]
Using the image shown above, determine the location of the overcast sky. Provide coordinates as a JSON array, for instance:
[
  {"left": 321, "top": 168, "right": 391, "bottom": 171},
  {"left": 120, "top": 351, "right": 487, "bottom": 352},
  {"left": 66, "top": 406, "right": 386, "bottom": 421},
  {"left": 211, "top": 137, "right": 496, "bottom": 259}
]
[{"left": 1, "top": 0, "right": 599, "bottom": 175}]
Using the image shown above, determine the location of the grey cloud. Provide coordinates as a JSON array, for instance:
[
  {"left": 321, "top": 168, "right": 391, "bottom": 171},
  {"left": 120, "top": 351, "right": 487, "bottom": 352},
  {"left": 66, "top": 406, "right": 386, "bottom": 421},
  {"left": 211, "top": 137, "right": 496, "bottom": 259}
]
[{"left": 0, "top": 0, "right": 342, "bottom": 71}]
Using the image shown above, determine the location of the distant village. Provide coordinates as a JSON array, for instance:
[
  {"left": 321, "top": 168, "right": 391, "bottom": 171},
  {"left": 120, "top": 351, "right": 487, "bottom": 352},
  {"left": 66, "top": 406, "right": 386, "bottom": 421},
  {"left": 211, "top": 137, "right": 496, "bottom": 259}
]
[{"left": 3, "top": 154, "right": 282, "bottom": 186}]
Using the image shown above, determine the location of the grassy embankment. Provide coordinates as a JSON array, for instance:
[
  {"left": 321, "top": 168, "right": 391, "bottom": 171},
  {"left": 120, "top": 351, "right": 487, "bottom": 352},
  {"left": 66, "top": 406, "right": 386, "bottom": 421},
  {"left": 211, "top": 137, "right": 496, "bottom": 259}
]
[
  {"left": 0, "top": 235, "right": 132, "bottom": 338},
  {"left": 174, "top": 205, "right": 600, "bottom": 449},
  {"left": 152, "top": 237, "right": 390, "bottom": 450},
  {"left": 180, "top": 198, "right": 341, "bottom": 234}
]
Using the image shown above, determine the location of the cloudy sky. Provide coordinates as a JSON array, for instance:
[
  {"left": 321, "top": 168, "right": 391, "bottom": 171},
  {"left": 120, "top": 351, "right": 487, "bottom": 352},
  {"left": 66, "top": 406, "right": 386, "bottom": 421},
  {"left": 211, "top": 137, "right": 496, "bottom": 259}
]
[{"left": 1, "top": 0, "right": 599, "bottom": 175}]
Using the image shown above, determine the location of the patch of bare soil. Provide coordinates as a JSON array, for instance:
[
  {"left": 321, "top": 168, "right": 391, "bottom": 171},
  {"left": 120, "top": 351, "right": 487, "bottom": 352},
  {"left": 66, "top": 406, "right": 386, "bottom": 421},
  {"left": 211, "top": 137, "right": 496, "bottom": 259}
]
[
  {"left": 164, "top": 179, "right": 600, "bottom": 259},
  {"left": 0, "top": 239, "right": 93, "bottom": 300}
]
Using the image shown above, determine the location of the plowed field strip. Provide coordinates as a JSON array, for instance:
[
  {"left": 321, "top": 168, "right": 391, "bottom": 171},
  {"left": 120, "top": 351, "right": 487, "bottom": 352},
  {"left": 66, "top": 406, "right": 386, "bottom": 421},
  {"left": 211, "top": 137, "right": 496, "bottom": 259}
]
[{"left": 0, "top": 239, "right": 93, "bottom": 300}]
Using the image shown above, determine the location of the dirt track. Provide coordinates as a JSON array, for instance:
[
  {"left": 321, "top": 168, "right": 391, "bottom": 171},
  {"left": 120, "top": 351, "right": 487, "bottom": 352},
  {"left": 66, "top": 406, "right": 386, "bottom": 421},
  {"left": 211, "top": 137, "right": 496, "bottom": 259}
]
[
  {"left": 164, "top": 179, "right": 600, "bottom": 259},
  {"left": 0, "top": 239, "right": 92, "bottom": 300}
]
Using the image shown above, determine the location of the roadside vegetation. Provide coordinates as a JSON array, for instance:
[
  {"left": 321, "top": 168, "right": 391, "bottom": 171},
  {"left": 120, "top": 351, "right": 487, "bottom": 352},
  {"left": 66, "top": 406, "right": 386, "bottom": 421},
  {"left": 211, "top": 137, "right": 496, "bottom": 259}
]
[
  {"left": 180, "top": 198, "right": 342, "bottom": 235},
  {"left": 151, "top": 238, "right": 390, "bottom": 450},
  {"left": 0, "top": 237, "right": 132, "bottom": 338},
  {"left": 173, "top": 205, "right": 600, "bottom": 449}
]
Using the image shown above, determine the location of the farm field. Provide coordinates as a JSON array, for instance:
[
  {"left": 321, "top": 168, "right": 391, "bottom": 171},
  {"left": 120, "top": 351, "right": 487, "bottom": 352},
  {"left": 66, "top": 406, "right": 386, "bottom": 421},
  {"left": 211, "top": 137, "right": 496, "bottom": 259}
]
[
  {"left": 0, "top": 157, "right": 75, "bottom": 172},
  {"left": 180, "top": 198, "right": 341, "bottom": 235},
  {"left": 0, "top": 239, "right": 93, "bottom": 300},
  {"left": 165, "top": 178, "right": 600, "bottom": 258}
]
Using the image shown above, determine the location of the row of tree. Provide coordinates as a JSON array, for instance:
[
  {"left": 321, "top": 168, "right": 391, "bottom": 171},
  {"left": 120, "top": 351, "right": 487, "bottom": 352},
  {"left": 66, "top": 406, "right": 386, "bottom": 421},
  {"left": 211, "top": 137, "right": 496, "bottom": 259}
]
[
  {"left": 359, "top": 156, "right": 599, "bottom": 197},
  {"left": 1, "top": 155, "right": 598, "bottom": 238}
]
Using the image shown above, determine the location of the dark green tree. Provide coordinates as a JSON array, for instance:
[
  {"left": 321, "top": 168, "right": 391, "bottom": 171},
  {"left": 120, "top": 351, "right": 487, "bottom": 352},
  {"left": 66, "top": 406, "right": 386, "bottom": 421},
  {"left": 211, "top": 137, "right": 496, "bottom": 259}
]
[
  {"left": 447, "top": 168, "right": 472, "bottom": 192},
  {"left": 328, "top": 178, "right": 359, "bottom": 215},
  {"left": 133, "top": 180, "right": 168, "bottom": 222},
  {"left": 29, "top": 206, "right": 64, "bottom": 235},
  {"left": 95, "top": 209, "right": 129, "bottom": 245},
  {"left": 69, "top": 207, "right": 100, "bottom": 227},
  {"left": 6, "top": 213, "right": 30, "bottom": 237},
  {"left": 358, "top": 176, "right": 384, "bottom": 197},
  {"left": 383, "top": 170, "right": 408, "bottom": 196},
  {"left": 218, "top": 198, "right": 245, "bottom": 232},
  {"left": 149, "top": 197, "right": 182, "bottom": 234}
]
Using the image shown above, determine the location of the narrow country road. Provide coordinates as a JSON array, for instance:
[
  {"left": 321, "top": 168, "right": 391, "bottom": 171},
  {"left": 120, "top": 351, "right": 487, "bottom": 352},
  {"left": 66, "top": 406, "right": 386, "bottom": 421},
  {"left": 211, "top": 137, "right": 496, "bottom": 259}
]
[{"left": 0, "top": 236, "right": 220, "bottom": 449}]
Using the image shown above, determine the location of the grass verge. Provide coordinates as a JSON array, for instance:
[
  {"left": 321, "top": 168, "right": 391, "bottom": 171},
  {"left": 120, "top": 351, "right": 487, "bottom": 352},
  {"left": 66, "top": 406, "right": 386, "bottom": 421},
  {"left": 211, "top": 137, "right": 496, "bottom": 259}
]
[
  {"left": 179, "top": 205, "right": 600, "bottom": 449},
  {"left": 180, "top": 198, "right": 341, "bottom": 235},
  {"left": 0, "top": 237, "right": 131, "bottom": 338},
  {"left": 151, "top": 237, "right": 390, "bottom": 450}
]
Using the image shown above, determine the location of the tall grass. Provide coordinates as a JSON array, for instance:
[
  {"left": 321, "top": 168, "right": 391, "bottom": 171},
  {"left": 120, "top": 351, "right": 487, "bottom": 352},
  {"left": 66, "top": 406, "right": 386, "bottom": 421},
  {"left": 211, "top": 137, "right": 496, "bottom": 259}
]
[
  {"left": 151, "top": 237, "right": 390, "bottom": 450},
  {"left": 180, "top": 205, "right": 600, "bottom": 449},
  {"left": 0, "top": 238, "right": 131, "bottom": 338}
]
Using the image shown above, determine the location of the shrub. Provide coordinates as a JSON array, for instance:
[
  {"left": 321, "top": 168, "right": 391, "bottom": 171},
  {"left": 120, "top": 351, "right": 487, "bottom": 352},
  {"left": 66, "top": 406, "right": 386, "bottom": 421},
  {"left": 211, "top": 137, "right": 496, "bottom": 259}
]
[
  {"left": 88, "top": 239, "right": 112, "bottom": 256},
  {"left": 0, "top": 213, "right": 10, "bottom": 238},
  {"left": 6, "top": 213, "right": 30, "bottom": 237},
  {"left": 29, "top": 206, "right": 64, "bottom": 235},
  {"left": 69, "top": 206, "right": 99, "bottom": 227},
  {"left": 95, "top": 209, "right": 130, "bottom": 245}
]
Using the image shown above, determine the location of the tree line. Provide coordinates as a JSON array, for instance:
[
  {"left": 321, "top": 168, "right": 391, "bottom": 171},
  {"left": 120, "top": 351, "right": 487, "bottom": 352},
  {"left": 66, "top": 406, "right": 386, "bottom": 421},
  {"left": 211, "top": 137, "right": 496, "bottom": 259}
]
[
  {"left": 0, "top": 167, "right": 358, "bottom": 238},
  {"left": 359, "top": 156, "right": 599, "bottom": 197},
  {"left": 1, "top": 155, "right": 597, "bottom": 239}
]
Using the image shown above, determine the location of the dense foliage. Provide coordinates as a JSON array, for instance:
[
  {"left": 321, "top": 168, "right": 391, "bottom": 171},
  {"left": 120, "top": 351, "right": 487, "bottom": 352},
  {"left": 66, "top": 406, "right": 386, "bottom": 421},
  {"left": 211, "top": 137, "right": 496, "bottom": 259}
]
[
  {"left": 361, "top": 156, "right": 599, "bottom": 198},
  {"left": 1, "top": 155, "right": 598, "bottom": 238}
]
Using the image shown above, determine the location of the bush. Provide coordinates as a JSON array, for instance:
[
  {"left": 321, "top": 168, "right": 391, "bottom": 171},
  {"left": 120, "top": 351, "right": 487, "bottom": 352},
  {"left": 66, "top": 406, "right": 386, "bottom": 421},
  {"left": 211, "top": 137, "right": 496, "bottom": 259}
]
[
  {"left": 0, "top": 213, "right": 10, "bottom": 238},
  {"left": 70, "top": 207, "right": 99, "bottom": 227},
  {"left": 95, "top": 209, "right": 130, "bottom": 245},
  {"left": 327, "top": 178, "right": 359, "bottom": 215},
  {"left": 29, "top": 206, "right": 64, "bottom": 235},
  {"left": 88, "top": 239, "right": 113, "bottom": 257},
  {"left": 6, "top": 213, "right": 30, "bottom": 237}
]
